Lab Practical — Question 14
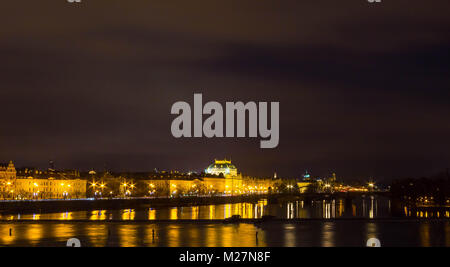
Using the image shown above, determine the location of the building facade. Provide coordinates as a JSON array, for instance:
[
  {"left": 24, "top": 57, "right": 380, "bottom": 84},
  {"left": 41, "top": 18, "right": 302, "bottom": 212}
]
[
  {"left": 14, "top": 177, "right": 87, "bottom": 199},
  {"left": 0, "top": 161, "right": 17, "bottom": 199},
  {"left": 205, "top": 159, "right": 238, "bottom": 178},
  {"left": 5, "top": 166, "right": 88, "bottom": 200},
  {"left": 146, "top": 159, "right": 275, "bottom": 197}
]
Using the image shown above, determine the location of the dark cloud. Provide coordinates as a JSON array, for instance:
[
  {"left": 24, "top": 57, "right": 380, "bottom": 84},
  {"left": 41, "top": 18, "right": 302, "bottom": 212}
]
[{"left": 0, "top": 0, "right": 449, "bottom": 181}]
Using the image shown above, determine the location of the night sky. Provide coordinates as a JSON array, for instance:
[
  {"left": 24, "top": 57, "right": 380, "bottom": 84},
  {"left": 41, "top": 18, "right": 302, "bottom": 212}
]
[{"left": 1, "top": 0, "right": 449, "bottom": 181}]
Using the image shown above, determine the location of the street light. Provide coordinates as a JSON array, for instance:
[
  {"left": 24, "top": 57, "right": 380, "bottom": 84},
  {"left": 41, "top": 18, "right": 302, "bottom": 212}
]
[
  {"left": 367, "top": 181, "right": 375, "bottom": 192},
  {"left": 33, "top": 182, "right": 39, "bottom": 200},
  {"left": 99, "top": 183, "right": 106, "bottom": 198}
]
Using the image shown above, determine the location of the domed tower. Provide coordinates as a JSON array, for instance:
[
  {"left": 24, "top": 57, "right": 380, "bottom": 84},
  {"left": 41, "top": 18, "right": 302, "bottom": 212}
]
[{"left": 205, "top": 159, "right": 238, "bottom": 178}]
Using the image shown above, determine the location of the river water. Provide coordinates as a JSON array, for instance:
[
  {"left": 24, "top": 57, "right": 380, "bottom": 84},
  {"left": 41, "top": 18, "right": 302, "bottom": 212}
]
[{"left": 0, "top": 196, "right": 449, "bottom": 246}]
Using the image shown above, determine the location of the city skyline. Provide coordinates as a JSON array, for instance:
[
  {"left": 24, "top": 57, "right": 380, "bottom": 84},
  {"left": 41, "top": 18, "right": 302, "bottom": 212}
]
[
  {"left": 1, "top": 157, "right": 445, "bottom": 184},
  {"left": 0, "top": 0, "right": 448, "bottom": 250}
]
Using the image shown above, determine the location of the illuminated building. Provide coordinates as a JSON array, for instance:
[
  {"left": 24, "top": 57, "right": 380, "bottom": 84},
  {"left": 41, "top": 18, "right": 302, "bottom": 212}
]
[
  {"left": 0, "top": 161, "right": 16, "bottom": 180},
  {"left": 14, "top": 177, "right": 87, "bottom": 199},
  {"left": 13, "top": 169, "right": 87, "bottom": 199},
  {"left": 205, "top": 159, "right": 238, "bottom": 178},
  {"left": 302, "top": 170, "right": 311, "bottom": 181},
  {"left": 147, "top": 175, "right": 274, "bottom": 197},
  {"left": 0, "top": 161, "right": 16, "bottom": 199},
  {"left": 297, "top": 182, "right": 311, "bottom": 193},
  {"left": 147, "top": 159, "right": 275, "bottom": 196}
]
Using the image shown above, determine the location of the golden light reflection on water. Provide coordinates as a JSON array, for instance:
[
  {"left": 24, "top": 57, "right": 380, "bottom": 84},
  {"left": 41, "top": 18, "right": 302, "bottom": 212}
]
[
  {"left": 2, "top": 198, "right": 448, "bottom": 224},
  {"left": 225, "top": 204, "right": 231, "bottom": 219},
  {"left": 144, "top": 225, "right": 157, "bottom": 246},
  {"left": 321, "top": 223, "right": 335, "bottom": 247},
  {"left": 365, "top": 222, "right": 378, "bottom": 244},
  {"left": 369, "top": 197, "right": 375, "bottom": 219},
  {"left": 148, "top": 208, "right": 156, "bottom": 220},
  {"left": 242, "top": 203, "right": 253, "bottom": 218},
  {"left": 85, "top": 224, "right": 108, "bottom": 247},
  {"left": 233, "top": 204, "right": 239, "bottom": 217},
  {"left": 284, "top": 224, "right": 296, "bottom": 247},
  {"left": 205, "top": 225, "right": 218, "bottom": 247},
  {"left": 323, "top": 201, "right": 331, "bottom": 219},
  {"left": 0, "top": 225, "right": 16, "bottom": 245},
  {"left": 170, "top": 207, "right": 178, "bottom": 220},
  {"left": 122, "top": 209, "right": 135, "bottom": 221},
  {"left": 51, "top": 223, "right": 75, "bottom": 241},
  {"left": 0, "top": 223, "right": 262, "bottom": 247},
  {"left": 287, "top": 203, "right": 294, "bottom": 219},
  {"left": 60, "top": 212, "right": 73, "bottom": 220},
  {"left": 191, "top": 206, "right": 199, "bottom": 220},
  {"left": 167, "top": 225, "right": 181, "bottom": 247},
  {"left": 117, "top": 224, "right": 139, "bottom": 247},
  {"left": 209, "top": 205, "right": 215, "bottom": 220},
  {"left": 420, "top": 223, "right": 431, "bottom": 247},
  {"left": 89, "top": 210, "right": 106, "bottom": 220},
  {"left": 338, "top": 200, "right": 344, "bottom": 217},
  {"left": 0, "top": 220, "right": 448, "bottom": 247},
  {"left": 0, "top": 198, "right": 367, "bottom": 222},
  {"left": 446, "top": 222, "right": 450, "bottom": 247},
  {"left": 26, "top": 224, "right": 44, "bottom": 246}
]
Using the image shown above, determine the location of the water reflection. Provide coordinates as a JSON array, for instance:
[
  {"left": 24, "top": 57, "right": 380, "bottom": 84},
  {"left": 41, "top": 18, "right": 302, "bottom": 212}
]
[
  {"left": 446, "top": 221, "right": 450, "bottom": 247},
  {"left": 122, "top": 209, "right": 135, "bottom": 221},
  {"left": 283, "top": 224, "right": 296, "bottom": 247},
  {"left": 321, "top": 223, "right": 335, "bottom": 247},
  {"left": 403, "top": 206, "right": 450, "bottom": 219},
  {"left": 0, "top": 220, "right": 448, "bottom": 247},
  {"left": 1, "top": 196, "right": 449, "bottom": 222},
  {"left": 365, "top": 222, "right": 378, "bottom": 244},
  {"left": 60, "top": 212, "right": 73, "bottom": 220},
  {"left": 420, "top": 223, "right": 431, "bottom": 247},
  {"left": 89, "top": 210, "right": 106, "bottom": 221},
  {"left": 26, "top": 224, "right": 44, "bottom": 245},
  {"left": 148, "top": 208, "right": 156, "bottom": 220}
]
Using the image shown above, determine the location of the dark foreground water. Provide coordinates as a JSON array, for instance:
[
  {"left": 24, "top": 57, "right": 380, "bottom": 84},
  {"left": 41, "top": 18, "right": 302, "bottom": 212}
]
[
  {"left": 0, "top": 197, "right": 449, "bottom": 246},
  {"left": 0, "top": 220, "right": 449, "bottom": 247}
]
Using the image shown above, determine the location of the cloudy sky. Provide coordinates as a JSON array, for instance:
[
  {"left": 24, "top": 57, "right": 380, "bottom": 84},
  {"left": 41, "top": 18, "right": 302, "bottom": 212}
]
[{"left": 1, "top": 0, "right": 449, "bottom": 181}]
